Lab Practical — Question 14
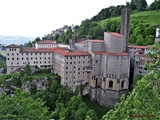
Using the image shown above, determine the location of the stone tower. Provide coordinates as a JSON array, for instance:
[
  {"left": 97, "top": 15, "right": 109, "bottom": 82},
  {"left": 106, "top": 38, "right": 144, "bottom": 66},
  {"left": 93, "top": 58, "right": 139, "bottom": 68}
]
[{"left": 120, "top": 8, "right": 131, "bottom": 52}]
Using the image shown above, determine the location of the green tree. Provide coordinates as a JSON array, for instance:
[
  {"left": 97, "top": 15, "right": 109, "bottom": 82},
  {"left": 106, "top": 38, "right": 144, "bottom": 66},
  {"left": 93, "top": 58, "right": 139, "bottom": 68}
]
[
  {"left": 136, "top": 34, "right": 144, "bottom": 45},
  {"left": 0, "top": 89, "right": 50, "bottom": 120},
  {"left": 131, "top": 0, "right": 148, "bottom": 10},
  {"left": 133, "top": 74, "right": 143, "bottom": 87},
  {"left": 129, "top": 34, "right": 137, "bottom": 44},
  {"left": 102, "top": 79, "right": 160, "bottom": 120}
]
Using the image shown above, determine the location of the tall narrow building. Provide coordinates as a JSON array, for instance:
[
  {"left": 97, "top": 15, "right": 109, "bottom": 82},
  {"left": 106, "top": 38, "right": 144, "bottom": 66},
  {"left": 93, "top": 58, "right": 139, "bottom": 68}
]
[{"left": 121, "top": 8, "right": 131, "bottom": 52}]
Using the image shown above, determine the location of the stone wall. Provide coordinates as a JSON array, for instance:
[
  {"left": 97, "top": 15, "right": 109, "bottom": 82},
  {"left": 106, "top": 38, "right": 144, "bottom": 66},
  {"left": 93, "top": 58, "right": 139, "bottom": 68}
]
[
  {"left": 104, "top": 32, "right": 125, "bottom": 53},
  {"left": 90, "top": 87, "right": 128, "bottom": 108}
]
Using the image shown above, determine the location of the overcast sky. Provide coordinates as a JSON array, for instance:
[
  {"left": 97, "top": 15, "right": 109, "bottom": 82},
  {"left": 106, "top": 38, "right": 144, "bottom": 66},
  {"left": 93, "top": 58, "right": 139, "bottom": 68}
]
[{"left": 0, "top": 0, "right": 154, "bottom": 37}]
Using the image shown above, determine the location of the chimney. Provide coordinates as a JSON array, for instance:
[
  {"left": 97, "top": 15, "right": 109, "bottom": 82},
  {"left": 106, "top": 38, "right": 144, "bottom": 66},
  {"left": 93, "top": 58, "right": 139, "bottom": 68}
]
[{"left": 120, "top": 8, "right": 131, "bottom": 52}]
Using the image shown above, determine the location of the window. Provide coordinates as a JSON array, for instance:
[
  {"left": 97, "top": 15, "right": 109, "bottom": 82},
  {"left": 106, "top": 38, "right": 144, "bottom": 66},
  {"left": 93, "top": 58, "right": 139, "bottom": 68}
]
[
  {"left": 121, "top": 81, "right": 124, "bottom": 88},
  {"left": 7, "top": 53, "right": 9, "bottom": 55},
  {"left": 22, "top": 58, "right": 24, "bottom": 60},
  {"left": 12, "top": 53, "right": 14, "bottom": 56},
  {"left": 8, "top": 58, "right": 9, "bottom": 60},
  {"left": 17, "top": 62, "right": 19, "bottom": 65},
  {"left": 70, "top": 62, "right": 72, "bottom": 64},
  {"left": 109, "top": 81, "right": 113, "bottom": 88},
  {"left": 66, "top": 67, "right": 68, "bottom": 69},
  {"left": 96, "top": 60, "right": 98, "bottom": 63},
  {"left": 12, "top": 58, "right": 14, "bottom": 60},
  {"left": 17, "top": 53, "right": 19, "bottom": 55},
  {"left": 66, "top": 72, "right": 68, "bottom": 74},
  {"left": 11, "top": 63, "right": 13, "bottom": 65}
]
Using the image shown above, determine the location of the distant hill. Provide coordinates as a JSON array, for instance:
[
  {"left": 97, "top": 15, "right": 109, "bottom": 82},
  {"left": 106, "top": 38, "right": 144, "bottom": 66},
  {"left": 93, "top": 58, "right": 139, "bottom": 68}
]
[{"left": 0, "top": 35, "right": 35, "bottom": 45}]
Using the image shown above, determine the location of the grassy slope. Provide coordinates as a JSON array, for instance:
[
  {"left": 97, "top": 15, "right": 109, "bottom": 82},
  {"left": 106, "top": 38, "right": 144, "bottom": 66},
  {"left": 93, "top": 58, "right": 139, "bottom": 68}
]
[
  {"left": 98, "top": 10, "right": 160, "bottom": 27},
  {"left": 83, "top": 95, "right": 110, "bottom": 119}
]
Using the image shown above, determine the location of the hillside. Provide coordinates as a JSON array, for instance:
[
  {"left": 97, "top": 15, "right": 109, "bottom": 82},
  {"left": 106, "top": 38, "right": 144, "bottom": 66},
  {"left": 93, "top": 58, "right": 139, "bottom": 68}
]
[
  {"left": 99, "top": 10, "right": 160, "bottom": 26},
  {"left": 74, "top": 9, "right": 160, "bottom": 46}
]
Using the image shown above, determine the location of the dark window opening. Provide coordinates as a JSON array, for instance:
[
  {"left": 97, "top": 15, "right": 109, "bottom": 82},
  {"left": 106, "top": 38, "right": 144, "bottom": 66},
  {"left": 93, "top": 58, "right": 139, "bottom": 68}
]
[
  {"left": 109, "top": 81, "right": 113, "bottom": 88},
  {"left": 121, "top": 81, "right": 124, "bottom": 88}
]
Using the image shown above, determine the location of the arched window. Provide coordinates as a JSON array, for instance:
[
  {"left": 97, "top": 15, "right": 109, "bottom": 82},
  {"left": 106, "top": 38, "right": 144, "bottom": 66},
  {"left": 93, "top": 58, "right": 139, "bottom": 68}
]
[
  {"left": 121, "top": 81, "right": 124, "bottom": 88},
  {"left": 109, "top": 81, "right": 113, "bottom": 88},
  {"left": 96, "top": 78, "right": 98, "bottom": 86}
]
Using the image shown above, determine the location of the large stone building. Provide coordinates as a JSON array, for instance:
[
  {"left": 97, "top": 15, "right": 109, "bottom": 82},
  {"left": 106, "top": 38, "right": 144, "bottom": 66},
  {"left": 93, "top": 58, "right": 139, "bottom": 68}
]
[
  {"left": 6, "top": 9, "right": 132, "bottom": 108},
  {"left": 6, "top": 32, "right": 130, "bottom": 108}
]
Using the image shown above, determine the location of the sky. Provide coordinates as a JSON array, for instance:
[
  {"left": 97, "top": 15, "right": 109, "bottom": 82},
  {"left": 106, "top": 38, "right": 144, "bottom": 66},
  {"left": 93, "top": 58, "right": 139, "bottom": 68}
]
[{"left": 0, "top": 0, "right": 154, "bottom": 38}]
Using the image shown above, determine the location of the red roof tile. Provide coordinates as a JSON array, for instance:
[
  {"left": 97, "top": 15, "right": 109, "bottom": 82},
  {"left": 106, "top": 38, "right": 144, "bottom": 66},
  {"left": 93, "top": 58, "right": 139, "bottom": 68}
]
[
  {"left": 91, "top": 40, "right": 103, "bottom": 43},
  {"left": 54, "top": 48, "right": 90, "bottom": 56},
  {"left": 136, "top": 54, "right": 147, "bottom": 57},
  {"left": 22, "top": 48, "right": 58, "bottom": 53},
  {"left": 37, "top": 40, "right": 56, "bottom": 44},
  {"left": 128, "top": 45, "right": 147, "bottom": 49},
  {"left": 6, "top": 44, "right": 20, "bottom": 48},
  {"left": 139, "top": 59, "right": 146, "bottom": 63},
  {"left": 136, "top": 50, "right": 144, "bottom": 53},
  {"left": 146, "top": 45, "right": 152, "bottom": 49},
  {"left": 93, "top": 52, "right": 129, "bottom": 56},
  {"left": 106, "top": 32, "right": 123, "bottom": 38}
]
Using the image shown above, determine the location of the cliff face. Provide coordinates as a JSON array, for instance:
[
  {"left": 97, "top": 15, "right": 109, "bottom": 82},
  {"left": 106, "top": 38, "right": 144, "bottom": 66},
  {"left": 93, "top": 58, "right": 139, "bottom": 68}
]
[{"left": 0, "top": 77, "right": 51, "bottom": 95}]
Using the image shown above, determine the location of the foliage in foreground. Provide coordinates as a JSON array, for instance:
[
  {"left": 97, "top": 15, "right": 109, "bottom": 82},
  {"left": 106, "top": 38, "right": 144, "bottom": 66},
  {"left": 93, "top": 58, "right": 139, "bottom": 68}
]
[
  {"left": 102, "top": 79, "right": 160, "bottom": 120},
  {"left": 0, "top": 89, "right": 50, "bottom": 120}
]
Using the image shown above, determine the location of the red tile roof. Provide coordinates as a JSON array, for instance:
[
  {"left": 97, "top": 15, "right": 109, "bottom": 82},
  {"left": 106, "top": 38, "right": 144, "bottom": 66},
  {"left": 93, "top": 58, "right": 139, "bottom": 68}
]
[
  {"left": 54, "top": 48, "right": 90, "bottom": 56},
  {"left": 106, "top": 32, "right": 123, "bottom": 38},
  {"left": 139, "top": 59, "right": 146, "bottom": 63},
  {"left": 128, "top": 45, "right": 152, "bottom": 49},
  {"left": 6, "top": 44, "right": 20, "bottom": 48},
  {"left": 146, "top": 45, "right": 152, "bottom": 49},
  {"left": 91, "top": 40, "right": 103, "bottom": 43},
  {"left": 136, "top": 54, "right": 147, "bottom": 57},
  {"left": 22, "top": 48, "right": 58, "bottom": 53},
  {"left": 76, "top": 40, "right": 103, "bottom": 45},
  {"left": 93, "top": 52, "right": 129, "bottom": 56},
  {"left": 136, "top": 50, "right": 144, "bottom": 53},
  {"left": 37, "top": 40, "right": 56, "bottom": 44}
]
